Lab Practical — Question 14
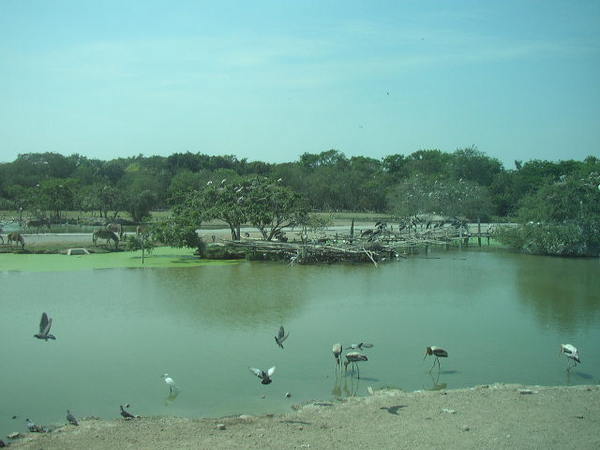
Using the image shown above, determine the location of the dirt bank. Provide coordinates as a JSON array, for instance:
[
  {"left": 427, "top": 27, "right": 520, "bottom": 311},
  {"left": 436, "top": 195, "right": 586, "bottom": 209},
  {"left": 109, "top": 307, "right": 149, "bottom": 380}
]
[{"left": 8, "top": 384, "right": 600, "bottom": 449}]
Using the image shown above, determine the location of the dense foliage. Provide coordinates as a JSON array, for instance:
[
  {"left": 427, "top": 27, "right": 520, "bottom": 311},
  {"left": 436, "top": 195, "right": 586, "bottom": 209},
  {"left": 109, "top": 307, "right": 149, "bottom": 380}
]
[{"left": 0, "top": 149, "right": 598, "bottom": 255}]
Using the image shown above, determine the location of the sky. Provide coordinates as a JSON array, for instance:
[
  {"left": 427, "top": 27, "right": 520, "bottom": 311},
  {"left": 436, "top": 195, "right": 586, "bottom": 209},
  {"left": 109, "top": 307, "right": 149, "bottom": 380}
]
[{"left": 1, "top": 0, "right": 599, "bottom": 168}]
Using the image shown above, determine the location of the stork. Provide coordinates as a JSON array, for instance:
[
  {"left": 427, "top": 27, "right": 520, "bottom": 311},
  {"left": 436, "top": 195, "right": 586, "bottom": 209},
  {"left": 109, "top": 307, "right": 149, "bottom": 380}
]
[
  {"left": 344, "top": 352, "right": 368, "bottom": 378},
  {"left": 161, "top": 373, "right": 178, "bottom": 393},
  {"left": 424, "top": 346, "right": 448, "bottom": 372},
  {"left": 560, "top": 344, "right": 581, "bottom": 371},
  {"left": 332, "top": 343, "right": 342, "bottom": 370}
]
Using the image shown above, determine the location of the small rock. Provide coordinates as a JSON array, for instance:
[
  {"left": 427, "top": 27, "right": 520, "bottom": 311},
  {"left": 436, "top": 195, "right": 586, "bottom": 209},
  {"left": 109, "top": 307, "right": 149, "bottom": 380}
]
[
  {"left": 239, "top": 415, "right": 253, "bottom": 420},
  {"left": 367, "top": 386, "right": 374, "bottom": 395},
  {"left": 442, "top": 408, "right": 456, "bottom": 414},
  {"left": 261, "top": 395, "right": 266, "bottom": 399},
  {"left": 576, "top": 415, "right": 584, "bottom": 419},
  {"left": 216, "top": 423, "right": 226, "bottom": 430},
  {"left": 298, "top": 426, "right": 303, "bottom": 431},
  {"left": 518, "top": 389, "right": 537, "bottom": 395},
  {"left": 7, "top": 432, "right": 21, "bottom": 439},
  {"left": 461, "top": 425, "right": 470, "bottom": 432}
]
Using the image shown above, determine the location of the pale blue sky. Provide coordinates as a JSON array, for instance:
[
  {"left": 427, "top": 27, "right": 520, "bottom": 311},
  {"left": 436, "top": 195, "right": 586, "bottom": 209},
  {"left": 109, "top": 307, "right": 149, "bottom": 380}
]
[{"left": 1, "top": 0, "right": 599, "bottom": 167}]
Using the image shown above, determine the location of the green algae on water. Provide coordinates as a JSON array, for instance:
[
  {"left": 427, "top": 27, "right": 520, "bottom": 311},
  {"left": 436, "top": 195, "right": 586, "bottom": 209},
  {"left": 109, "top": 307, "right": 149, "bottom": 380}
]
[{"left": 0, "top": 247, "right": 239, "bottom": 272}]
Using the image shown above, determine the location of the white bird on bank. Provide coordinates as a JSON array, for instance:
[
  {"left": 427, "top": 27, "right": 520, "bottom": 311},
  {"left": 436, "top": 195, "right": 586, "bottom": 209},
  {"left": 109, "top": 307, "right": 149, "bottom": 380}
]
[
  {"left": 560, "top": 344, "right": 581, "bottom": 371},
  {"left": 161, "top": 373, "right": 178, "bottom": 393}
]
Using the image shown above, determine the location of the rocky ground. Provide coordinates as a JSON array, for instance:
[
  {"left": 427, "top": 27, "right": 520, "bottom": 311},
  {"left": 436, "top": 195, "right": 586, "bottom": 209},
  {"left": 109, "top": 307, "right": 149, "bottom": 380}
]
[{"left": 6, "top": 384, "right": 600, "bottom": 449}]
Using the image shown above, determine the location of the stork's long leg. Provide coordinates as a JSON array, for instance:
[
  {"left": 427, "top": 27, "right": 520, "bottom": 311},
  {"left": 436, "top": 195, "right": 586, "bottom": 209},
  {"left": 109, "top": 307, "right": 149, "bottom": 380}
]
[{"left": 357, "top": 364, "right": 360, "bottom": 379}]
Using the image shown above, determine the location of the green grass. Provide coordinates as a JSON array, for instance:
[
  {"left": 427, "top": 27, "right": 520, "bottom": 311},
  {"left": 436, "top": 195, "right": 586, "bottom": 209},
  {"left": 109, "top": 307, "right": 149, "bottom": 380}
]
[{"left": 0, "top": 246, "right": 240, "bottom": 272}]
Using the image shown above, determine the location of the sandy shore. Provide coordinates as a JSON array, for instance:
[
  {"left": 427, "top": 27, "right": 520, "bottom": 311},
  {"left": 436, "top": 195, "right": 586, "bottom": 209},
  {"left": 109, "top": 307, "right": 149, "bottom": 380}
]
[{"left": 7, "top": 384, "right": 600, "bottom": 449}]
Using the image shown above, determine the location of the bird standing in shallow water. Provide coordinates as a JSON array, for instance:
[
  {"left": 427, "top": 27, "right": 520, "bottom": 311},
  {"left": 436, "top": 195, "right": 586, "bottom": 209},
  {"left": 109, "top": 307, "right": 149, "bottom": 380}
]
[
  {"left": 424, "top": 346, "right": 448, "bottom": 372},
  {"left": 344, "top": 352, "right": 368, "bottom": 379},
  {"left": 560, "top": 344, "right": 581, "bottom": 370},
  {"left": 274, "top": 326, "right": 289, "bottom": 349},
  {"left": 34, "top": 312, "right": 56, "bottom": 341},
  {"left": 249, "top": 366, "right": 276, "bottom": 384},
  {"left": 332, "top": 343, "right": 343, "bottom": 370},
  {"left": 161, "top": 373, "right": 178, "bottom": 393},
  {"left": 66, "top": 410, "right": 79, "bottom": 426}
]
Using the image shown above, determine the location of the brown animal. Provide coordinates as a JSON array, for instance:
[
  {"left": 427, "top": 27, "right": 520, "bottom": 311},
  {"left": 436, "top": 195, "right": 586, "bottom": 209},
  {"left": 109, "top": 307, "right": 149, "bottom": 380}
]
[
  {"left": 93, "top": 229, "right": 119, "bottom": 249},
  {"left": 7, "top": 232, "right": 25, "bottom": 248},
  {"left": 26, "top": 218, "right": 51, "bottom": 231}
]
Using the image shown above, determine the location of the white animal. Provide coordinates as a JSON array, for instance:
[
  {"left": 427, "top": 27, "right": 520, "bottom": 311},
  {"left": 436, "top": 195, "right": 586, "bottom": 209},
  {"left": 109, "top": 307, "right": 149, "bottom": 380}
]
[
  {"left": 161, "top": 373, "right": 178, "bottom": 393},
  {"left": 560, "top": 344, "right": 581, "bottom": 370}
]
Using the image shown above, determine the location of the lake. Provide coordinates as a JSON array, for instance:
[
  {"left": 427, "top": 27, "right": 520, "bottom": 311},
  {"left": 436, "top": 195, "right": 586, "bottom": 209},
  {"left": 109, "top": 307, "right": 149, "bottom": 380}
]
[{"left": 1, "top": 248, "right": 599, "bottom": 438}]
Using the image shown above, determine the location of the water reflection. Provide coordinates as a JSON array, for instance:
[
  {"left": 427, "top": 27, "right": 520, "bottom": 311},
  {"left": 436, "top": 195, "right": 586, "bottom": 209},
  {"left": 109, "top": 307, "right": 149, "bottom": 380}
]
[{"left": 164, "top": 390, "right": 180, "bottom": 406}]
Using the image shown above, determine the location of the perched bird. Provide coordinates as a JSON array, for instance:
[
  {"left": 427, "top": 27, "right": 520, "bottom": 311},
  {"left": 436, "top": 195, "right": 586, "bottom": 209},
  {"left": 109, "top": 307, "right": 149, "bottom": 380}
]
[
  {"left": 120, "top": 404, "right": 136, "bottom": 419},
  {"left": 424, "top": 346, "right": 448, "bottom": 372},
  {"left": 274, "top": 326, "right": 289, "bottom": 349},
  {"left": 161, "top": 373, "right": 178, "bottom": 393},
  {"left": 249, "top": 366, "right": 276, "bottom": 385},
  {"left": 560, "top": 344, "right": 581, "bottom": 370},
  {"left": 332, "top": 343, "right": 343, "bottom": 369},
  {"left": 66, "top": 410, "right": 79, "bottom": 426},
  {"left": 34, "top": 312, "right": 56, "bottom": 341},
  {"left": 344, "top": 352, "right": 368, "bottom": 378},
  {"left": 349, "top": 343, "right": 374, "bottom": 351}
]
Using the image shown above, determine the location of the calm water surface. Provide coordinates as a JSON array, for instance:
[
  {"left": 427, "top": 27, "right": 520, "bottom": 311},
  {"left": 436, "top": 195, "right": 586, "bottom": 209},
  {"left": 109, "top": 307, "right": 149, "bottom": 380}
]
[{"left": 1, "top": 249, "right": 599, "bottom": 437}]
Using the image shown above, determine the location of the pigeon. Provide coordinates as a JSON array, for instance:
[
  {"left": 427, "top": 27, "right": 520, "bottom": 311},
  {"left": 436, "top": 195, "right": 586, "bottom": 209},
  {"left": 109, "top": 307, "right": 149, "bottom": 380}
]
[
  {"left": 120, "top": 404, "right": 136, "bottom": 419},
  {"left": 34, "top": 312, "right": 56, "bottom": 341},
  {"left": 349, "top": 343, "right": 373, "bottom": 351},
  {"left": 249, "top": 366, "right": 276, "bottom": 385},
  {"left": 25, "top": 418, "right": 46, "bottom": 432},
  {"left": 274, "top": 326, "right": 289, "bottom": 349},
  {"left": 66, "top": 410, "right": 79, "bottom": 426}
]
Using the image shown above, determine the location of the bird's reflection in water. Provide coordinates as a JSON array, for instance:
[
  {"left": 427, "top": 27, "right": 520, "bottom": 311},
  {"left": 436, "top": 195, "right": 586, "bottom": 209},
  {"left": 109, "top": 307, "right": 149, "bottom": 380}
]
[
  {"left": 164, "top": 389, "right": 180, "bottom": 406},
  {"left": 427, "top": 371, "right": 448, "bottom": 391},
  {"left": 566, "top": 370, "right": 594, "bottom": 385},
  {"left": 332, "top": 375, "right": 359, "bottom": 397}
]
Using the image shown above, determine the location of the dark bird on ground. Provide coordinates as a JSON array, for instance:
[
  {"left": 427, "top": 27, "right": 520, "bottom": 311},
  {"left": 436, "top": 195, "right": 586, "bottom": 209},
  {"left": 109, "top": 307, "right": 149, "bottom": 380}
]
[
  {"left": 332, "top": 343, "right": 343, "bottom": 369},
  {"left": 380, "top": 405, "right": 406, "bottom": 415},
  {"left": 25, "top": 418, "right": 46, "bottom": 433},
  {"left": 560, "top": 344, "right": 581, "bottom": 371},
  {"left": 274, "top": 326, "right": 289, "bottom": 349},
  {"left": 424, "top": 346, "right": 448, "bottom": 371},
  {"left": 66, "top": 410, "right": 79, "bottom": 426},
  {"left": 249, "top": 366, "right": 276, "bottom": 384},
  {"left": 120, "top": 404, "right": 136, "bottom": 419},
  {"left": 344, "top": 352, "right": 368, "bottom": 378},
  {"left": 34, "top": 312, "right": 56, "bottom": 341}
]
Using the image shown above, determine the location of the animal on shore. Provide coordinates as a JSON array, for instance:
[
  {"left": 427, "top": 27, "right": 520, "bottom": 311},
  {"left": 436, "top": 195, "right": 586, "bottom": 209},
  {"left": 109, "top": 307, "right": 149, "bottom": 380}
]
[
  {"left": 344, "top": 352, "right": 368, "bottom": 378},
  {"left": 332, "top": 343, "right": 343, "bottom": 369},
  {"left": 7, "top": 232, "right": 25, "bottom": 248},
  {"left": 92, "top": 229, "right": 119, "bottom": 248},
  {"left": 26, "top": 218, "right": 51, "bottom": 231},
  {"left": 34, "top": 312, "right": 56, "bottom": 341},
  {"left": 25, "top": 418, "right": 46, "bottom": 433},
  {"left": 106, "top": 223, "right": 124, "bottom": 239},
  {"left": 161, "top": 373, "right": 178, "bottom": 393},
  {"left": 424, "top": 346, "right": 448, "bottom": 372},
  {"left": 274, "top": 326, "right": 289, "bottom": 349},
  {"left": 66, "top": 410, "right": 79, "bottom": 426},
  {"left": 119, "top": 404, "right": 137, "bottom": 419},
  {"left": 249, "top": 366, "right": 276, "bottom": 385},
  {"left": 560, "top": 344, "right": 581, "bottom": 371}
]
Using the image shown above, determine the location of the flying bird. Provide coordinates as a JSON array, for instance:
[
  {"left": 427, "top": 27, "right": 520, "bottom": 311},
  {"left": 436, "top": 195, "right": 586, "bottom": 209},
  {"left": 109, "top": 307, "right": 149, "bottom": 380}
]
[
  {"left": 274, "top": 326, "right": 289, "bottom": 349},
  {"left": 34, "top": 312, "right": 56, "bottom": 341},
  {"left": 349, "top": 343, "right": 374, "bottom": 351},
  {"left": 249, "top": 366, "right": 276, "bottom": 385},
  {"left": 560, "top": 344, "right": 581, "bottom": 370},
  {"left": 66, "top": 410, "right": 79, "bottom": 426},
  {"left": 161, "top": 373, "right": 178, "bottom": 393},
  {"left": 424, "top": 346, "right": 448, "bottom": 372}
]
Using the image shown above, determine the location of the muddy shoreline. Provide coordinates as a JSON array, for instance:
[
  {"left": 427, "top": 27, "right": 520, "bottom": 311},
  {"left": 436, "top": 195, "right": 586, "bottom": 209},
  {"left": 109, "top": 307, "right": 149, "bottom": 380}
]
[{"left": 7, "top": 384, "right": 600, "bottom": 449}]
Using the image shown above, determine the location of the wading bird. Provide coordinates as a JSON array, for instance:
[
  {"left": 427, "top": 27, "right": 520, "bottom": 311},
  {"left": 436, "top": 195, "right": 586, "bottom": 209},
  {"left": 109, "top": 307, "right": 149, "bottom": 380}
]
[
  {"left": 274, "top": 326, "right": 289, "bottom": 349},
  {"left": 120, "top": 404, "right": 137, "bottom": 419},
  {"left": 560, "top": 344, "right": 581, "bottom": 371},
  {"left": 424, "top": 346, "right": 448, "bottom": 372},
  {"left": 249, "top": 366, "right": 276, "bottom": 385},
  {"left": 332, "top": 343, "right": 343, "bottom": 369},
  {"left": 344, "top": 352, "right": 368, "bottom": 379},
  {"left": 34, "top": 312, "right": 56, "bottom": 341},
  {"left": 161, "top": 373, "right": 178, "bottom": 393},
  {"left": 66, "top": 410, "right": 79, "bottom": 426}
]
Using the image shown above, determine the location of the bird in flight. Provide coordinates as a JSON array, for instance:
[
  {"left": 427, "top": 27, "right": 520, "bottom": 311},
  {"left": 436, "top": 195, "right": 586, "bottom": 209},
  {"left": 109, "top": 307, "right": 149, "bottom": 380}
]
[
  {"left": 249, "top": 366, "right": 276, "bottom": 384},
  {"left": 274, "top": 326, "right": 289, "bottom": 349},
  {"left": 34, "top": 312, "right": 56, "bottom": 341}
]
